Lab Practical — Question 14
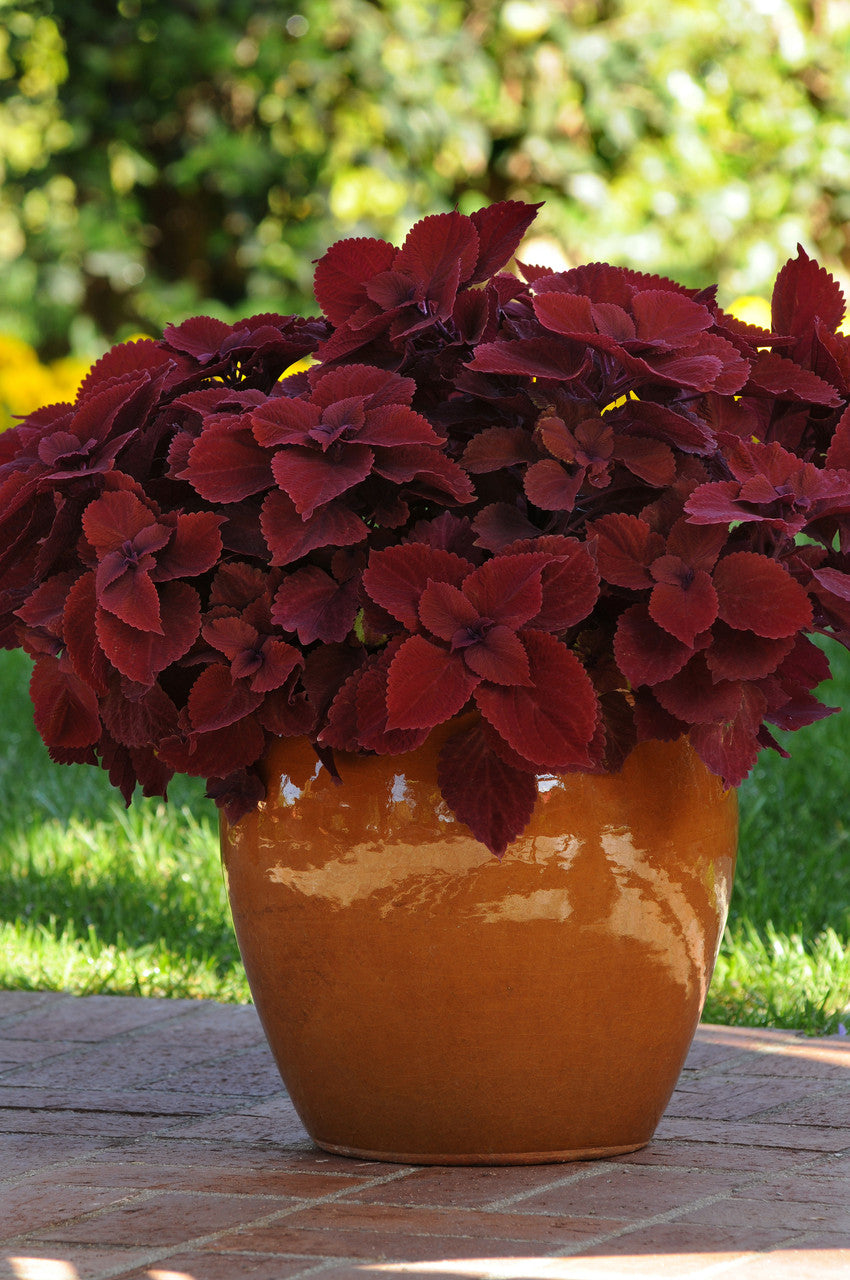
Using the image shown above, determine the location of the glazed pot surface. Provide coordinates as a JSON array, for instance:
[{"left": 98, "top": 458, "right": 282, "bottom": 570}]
[{"left": 221, "top": 732, "right": 738, "bottom": 1164}]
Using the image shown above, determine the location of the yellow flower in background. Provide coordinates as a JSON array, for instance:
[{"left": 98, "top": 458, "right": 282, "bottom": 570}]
[
  {"left": 726, "top": 295, "right": 772, "bottom": 329},
  {"left": 726, "top": 295, "right": 850, "bottom": 335},
  {"left": 0, "top": 335, "right": 91, "bottom": 431}
]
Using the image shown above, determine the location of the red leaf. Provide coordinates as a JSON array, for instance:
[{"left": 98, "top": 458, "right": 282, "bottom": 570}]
[
  {"left": 62, "top": 572, "right": 110, "bottom": 695},
  {"left": 614, "top": 400, "right": 715, "bottom": 454},
  {"left": 406, "top": 512, "right": 478, "bottom": 558},
  {"left": 689, "top": 686, "right": 768, "bottom": 787},
  {"left": 206, "top": 769, "right": 267, "bottom": 824},
  {"left": 813, "top": 565, "right": 850, "bottom": 603},
  {"left": 96, "top": 562, "right": 162, "bottom": 634},
  {"left": 348, "top": 653, "right": 430, "bottom": 755},
  {"left": 666, "top": 520, "right": 727, "bottom": 571},
  {"left": 77, "top": 338, "right": 171, "bottom": 398},
  {"left": 251, "top": 396, "right": 320, "bottom": 446},
  {"left": 826, "top": 406, "right": 850, "bottom": 470},
  {"left": 542, "top": 261, "right": 645, "bottom": 305},
  {"left": 357, "top": 404, "right": 443, "bottom": 447},
  {"left": 272, "top": 566, "right": 359, "bottom": 643},
  {"left": 100, "top": 681, "right": 179, "bottom": 749},
  {"left": 517, "top": 538, "right": 600, "bottom": 631},
  {"left": 538, "top": 414, "right": 598, "bottom": 464},
  {"left": 613, "top": 604, "right": 695, "bottom": 686},
  {"left": 68, "top": 374, "right": 157, "bottom": 451},
  {"left": 592, "top": 514, "right": 665, "bottom": 589},
  {"left": 523, "top": 459, "right": 583, "bottom": 511},
  {"left": 593, "top": 302, "right": 636, "bottom": 339},
  {"left": 81, "top": 490, "right": 159, "bottom": 556},
  {"left": 271, "top": 442, "right": 373, "bottom": 518},
  {"left": 202, "top": 615, "right": 257, "bottom": 660},
  {"left": 479, "top": 711, "right": 539, "bottom": 771},
  {"left": 210, "top": 560, "right": 271, "bottom": 609},
  {"left": 467, "top": 337, "right": 587, "bottom": 381},
  {"left": 653, "top": 655, "right": 743, "bottom": 725},
  {"left": 766, "top": 691, "right": 837, "bottom": 731},
  {"left": 385, "top": 635, "right": 478, "bottom": 731},
  {"left": 394, "top": 210, "right": 479, "bottom": 293},
  {"left": 648, "top": 564, "right": 718, "bottom": 646},
  {"left": 462, "top": 426, "right": 537, "bottom": 473},
  {"left": 93, "top": 734, "right": 139, "bottom": 804},
  {"left": 596, "top": 688, "right": 638, "bottom": 772},
  {"left": 372, "top": 445, "right": 475, "bottom": 505},
  {"left": 474, "top": 630, "right": 598, "bottom": 770},
  {"left": 188, "top": 663, "right": 264, "bottom": 732},
  {"left": 257, "top": 681, "right": 315, "bottom": 738},
  {"left": 465, "top": 554, "right": 545, "bottom": 629},
  {"left": 772, "top": 247, "right": 846, "bottom": 354},
  {"left": 684, "top": 480, "right": 752, "bottom": 525},
  {"left": 302, "top": 640, "right": 366, "bottom": 721},
  {"left": 362, "top": 544, "right": 472, "bottom": 629},
  {"left": 162, "top": 314, "right": 232, "bottom": 360},
  {"left": 30, "top": 655, "right": 101, "bottom": 749},
  {"left": 591, "top": 302, "right": 634, "bottom": 340},
  {"left": 746, "top": 351, "right": 842, "bottom": 406},
  {"left": 690, "top": 333, "right": 752, "bottom": 395},
  {"left": 154, "top": 512, "right": 224, "bottom": 581},
  {"left": 260, "top": 490, "right": 368, "bottom": 564},
  {"left": 633, "top": 689, "right": 687, "bottom": 744},
  {"left": 320, "top": 664, "right": 366, "bottom": 751},
  {"left": 468, "top": 200, "right": 542, "bottom": 284},
  {"left": 714, "top": 552, "right": 813, "bottom": 638},
  {"left": 158, "top": 716, "right": 266, "bottom": 778},
  {"left": 532, "top": 290, "right": 595, "bottom": 336},
  {"left": 362, "top": 266, "right": 424, "bottom": 312},
  {"left": 313, "top": 236, "right": 396, "bottom": 325},
  {"left": 775, "top": 633, "right": 832, "bottom": 691},
  {"left": 472, "top": 503, "right": 541, "bottom": 551},
  {"left": 464, "top": 625, "right": 531, "bottom": 685},
  {"left": 610, "top": 330, "right": 729, "bottom": 392},
  {"left": 706, "top": 623, "right": 795, "bottom": 681},
  {"left": 95, "top": 581, "right": 201, "bottom": 685},
  {"left": 15, "top": 571, "right": 77, "bottom": 634},
  {"left": 309, "top": 363, "right": 415, "bottom": 408},
  {"left": 631, "top": 290, "right": 713, "bottom": 345},
  {"left": 418, "top": 580, "right": 478, "bottom": 640},
  {"left": 180, "top": 422, "right": 273, "bottom": 501},
  {"left": 533, "top": 294, "right": 749, "bottom": 392},
  {"left": 437, "top": 719, "right": 540, "bottom": 857},
  {"left": 243, "top": 639, "right": 301, "bottom": 694},
  {"left": 613, "top": 435, "right": 676, "bottom": 487},
  {"left": 625, "top": 348, "right": 727, "bottom": 393}
]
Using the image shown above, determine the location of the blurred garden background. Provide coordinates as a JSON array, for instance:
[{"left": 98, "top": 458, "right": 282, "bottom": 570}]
[
  {"left": 6, "top": 0, "right": 850, "bottom": 366},
  {"left": 1, "top": 0, "right": 849, "bottom": 1029}
]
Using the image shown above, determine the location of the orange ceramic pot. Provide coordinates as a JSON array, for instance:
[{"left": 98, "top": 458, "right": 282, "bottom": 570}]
[{"left": 220, "top": 730, "right": 738, "bottom": 1165}]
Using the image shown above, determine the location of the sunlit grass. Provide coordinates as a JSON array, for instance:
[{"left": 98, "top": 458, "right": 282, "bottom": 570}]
[
  {"left": 1, "top": 643, "right": 849, "bottom": 1031},
  {"left": 0, "top": 647, "right": 248, "bottom": 1001},
  {"left": 0, "top": 799, "right": 249, "bottom": 1001},
  {"left": 707, "top": 642, "right": 850, "bottom": 1033},
  {"left": 705, "top": 923, "right": 850, "bottom": 1034}
]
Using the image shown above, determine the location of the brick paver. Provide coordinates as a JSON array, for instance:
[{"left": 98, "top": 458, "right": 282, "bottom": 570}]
[{"left": 1, "top": 993, "right": 848, "bottom": 1279}]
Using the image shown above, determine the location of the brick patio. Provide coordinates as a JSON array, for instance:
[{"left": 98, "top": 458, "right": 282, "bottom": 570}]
[{"left": 1, "top": 991, "right": 848, "bottom": 1280}]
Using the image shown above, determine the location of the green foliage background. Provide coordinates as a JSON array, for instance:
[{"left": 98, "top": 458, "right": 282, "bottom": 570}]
[{"left": 3, "top": 0, "right": 850, "bottom": 356}]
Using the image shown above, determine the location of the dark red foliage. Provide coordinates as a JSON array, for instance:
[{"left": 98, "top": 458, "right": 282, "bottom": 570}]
[
  {"left": 437, "top": 719, "right": 539, "bottom": 858},
  {"left": 3, "top": 207, "right": 850, "bottom": 854}
]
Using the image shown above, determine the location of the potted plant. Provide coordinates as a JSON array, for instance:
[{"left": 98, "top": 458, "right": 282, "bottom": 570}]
[{"left": 2, "top": 200, "right": 849, "bottom": 1163}]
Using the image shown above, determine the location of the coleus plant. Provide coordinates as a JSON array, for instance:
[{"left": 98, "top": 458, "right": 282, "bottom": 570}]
[{"left": 2, "top": 200, "right": 850, "bottom": 857}]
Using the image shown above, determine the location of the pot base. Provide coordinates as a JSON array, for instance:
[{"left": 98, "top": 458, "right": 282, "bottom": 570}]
[
  {"left": 315, "top": 1138, "right": 649, "bottom": 1167},
  {"left": 222, "top": 733, "right": 738, "bottom": 1164}
]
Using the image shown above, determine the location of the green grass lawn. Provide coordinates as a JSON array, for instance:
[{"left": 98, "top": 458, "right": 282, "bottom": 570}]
[
  {"left": 0, "top": 647, "right": 248, "bottom": 1002},
  {"left": 1, "top": 645, "right": 848, "bottom": 1030}
]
